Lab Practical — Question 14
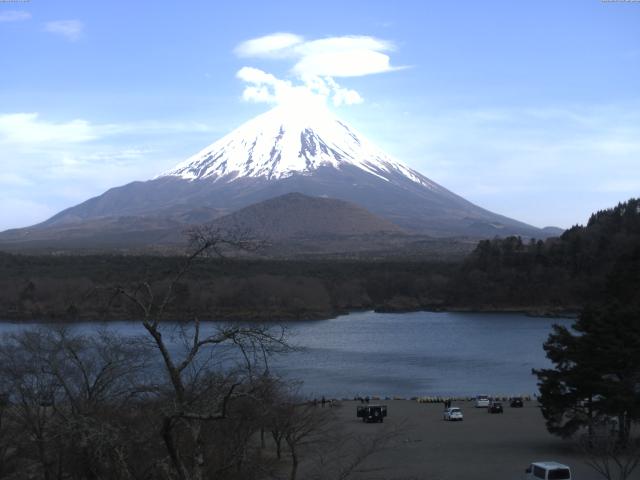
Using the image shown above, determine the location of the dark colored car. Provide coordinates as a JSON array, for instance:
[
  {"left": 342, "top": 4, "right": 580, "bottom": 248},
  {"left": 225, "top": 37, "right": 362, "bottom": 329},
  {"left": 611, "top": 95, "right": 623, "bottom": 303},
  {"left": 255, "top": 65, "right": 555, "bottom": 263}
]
[
  {"left": 357, "top": 404, "right": 387, "bottom": 423},
  {"left": 488, "top": 401, "right": 504, "bottom": 414},
  {"left": 510, "top": 397, "right": 524, "bottom": 408}
]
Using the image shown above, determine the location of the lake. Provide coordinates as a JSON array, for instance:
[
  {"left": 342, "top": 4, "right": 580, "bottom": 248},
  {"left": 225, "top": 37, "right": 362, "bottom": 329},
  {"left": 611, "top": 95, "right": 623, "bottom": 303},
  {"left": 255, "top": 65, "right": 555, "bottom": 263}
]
[{"left": 0, "top": 311, "right": 573, "bottom": 398}]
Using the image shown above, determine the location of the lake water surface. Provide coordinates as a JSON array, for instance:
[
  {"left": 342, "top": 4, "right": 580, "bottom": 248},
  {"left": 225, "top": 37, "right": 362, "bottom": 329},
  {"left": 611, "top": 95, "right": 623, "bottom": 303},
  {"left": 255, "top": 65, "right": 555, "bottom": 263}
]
[{"left": 0, "top": 311, "right": 573, "bottom": 398}]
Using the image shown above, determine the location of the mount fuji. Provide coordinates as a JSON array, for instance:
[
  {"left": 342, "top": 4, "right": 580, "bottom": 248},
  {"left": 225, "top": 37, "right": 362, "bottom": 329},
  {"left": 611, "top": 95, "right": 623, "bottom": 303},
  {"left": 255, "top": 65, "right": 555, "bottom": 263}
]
[
  {"left": 0, "top": 105, "right": 549, "bottom": 250},
  {"left": 162, "top": 105, "right": 437, "bottom": 188}
]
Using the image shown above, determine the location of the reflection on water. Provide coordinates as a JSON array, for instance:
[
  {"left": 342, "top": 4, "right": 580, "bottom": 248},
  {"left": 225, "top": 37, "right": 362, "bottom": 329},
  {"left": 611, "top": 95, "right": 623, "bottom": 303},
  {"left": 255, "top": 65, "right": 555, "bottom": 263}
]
[{"left": 0, "top": 311, "right": 572, "bottom": 398}]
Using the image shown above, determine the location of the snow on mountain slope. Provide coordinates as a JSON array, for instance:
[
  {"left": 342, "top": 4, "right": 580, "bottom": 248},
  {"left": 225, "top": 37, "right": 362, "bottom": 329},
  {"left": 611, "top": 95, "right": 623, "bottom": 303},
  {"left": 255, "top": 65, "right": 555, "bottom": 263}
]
[
  {"left": 4, "top": 105, "right": 548, "bottom": 242},
  {"left": 160, "top": 105, "right": 443, "bottom": 192}
]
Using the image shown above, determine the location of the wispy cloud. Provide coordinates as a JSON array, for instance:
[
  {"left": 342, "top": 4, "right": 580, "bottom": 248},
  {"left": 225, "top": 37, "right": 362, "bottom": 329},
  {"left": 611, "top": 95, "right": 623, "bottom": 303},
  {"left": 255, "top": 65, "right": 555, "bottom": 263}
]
[
  {"left": 0, "top": 112, "right": 216, "bottom": 147},
  {"left": 236, "top": 66, "right": 362, "bottom": 108},
  {"left": 235, "top": 32, "right": 303, "bottom": 58},
  {"left": 293, "top": 36, "right": 400, "bottom": 77},
  {"left": 44, "top": 19, "right": 84, "bottom": 41},
  {"left": 0, "top": 113, "right": 98, "bottom": 144},
  {"left": 0, "top": 111, "right": 222, "bottom": 230},
  {"left": 234, "top": 32, "right": 404, "bottom": 108},
  {"left": 360, "top": 103, "right": 640, "bottom": 227},
  {"left": 596, "top": 179, "right": 640, "bottom": 193},
  {"left": 0, "top": 10, "right": 31, "bottom": 22},
  {"left": 236, "top": 33, "right": 401, "bottom": 77},
  {"left": 0, "top": 172, "right": 33, "bottom": 187}
]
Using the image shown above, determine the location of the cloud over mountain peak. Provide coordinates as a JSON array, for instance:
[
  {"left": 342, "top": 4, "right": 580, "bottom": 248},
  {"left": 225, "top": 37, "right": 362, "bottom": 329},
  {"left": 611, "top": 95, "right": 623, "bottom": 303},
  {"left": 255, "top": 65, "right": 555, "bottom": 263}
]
[{"left": 233, "top": 32, "right": 403, "bottom": 109}]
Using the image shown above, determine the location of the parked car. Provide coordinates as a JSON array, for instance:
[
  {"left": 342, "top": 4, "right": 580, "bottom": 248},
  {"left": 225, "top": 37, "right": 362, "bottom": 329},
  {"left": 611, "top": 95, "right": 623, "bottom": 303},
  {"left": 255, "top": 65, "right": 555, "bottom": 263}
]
[
  {"left": 525, "top": 461, "right": 571, "bottom": 479},
  {"left": 443, "top": 407, "right": 464, "bottom": 421},
  {"left": 356, "top": 404, "right": 387, "bottom": 423},
  {"left": 474, "top": 395, "right": 490, "bottom": 408},
  {"left": 510, "top": 396, "right": 524, "bottom": 408},
  {"left": 488, "top": 401, "right": 503, "bottom": 414}
]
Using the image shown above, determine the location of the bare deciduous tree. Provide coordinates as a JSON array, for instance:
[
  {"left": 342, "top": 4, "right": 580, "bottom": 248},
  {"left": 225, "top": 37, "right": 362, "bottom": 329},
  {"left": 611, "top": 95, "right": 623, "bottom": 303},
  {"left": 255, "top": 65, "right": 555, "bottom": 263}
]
[
  {"left": 280, "top": 401, "right": 331, "bottom": 480},
  {"left": 309, "top": 420, "right": 405, "bottom": 480},
  {"left": 581, "top": 431, "right": 640, "bottom": 480},
  {"left": 0, "top": 328, "right": 155, "bottom": 480},
  {"left": 114, "top": 226, "right": 289, "bottom": 480},
  {"left": 0, "top": 225, "right": 402, "bottom": 480}
]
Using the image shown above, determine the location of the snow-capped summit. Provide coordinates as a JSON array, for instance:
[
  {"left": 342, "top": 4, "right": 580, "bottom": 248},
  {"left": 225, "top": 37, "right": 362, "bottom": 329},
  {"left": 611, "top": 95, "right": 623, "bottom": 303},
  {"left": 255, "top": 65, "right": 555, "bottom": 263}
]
[
  {"left": 16, "top": 106, "right": 549, "bottom": 241},
  {"left": 160, "top": 105, "right": 441, "bottom": 191}
]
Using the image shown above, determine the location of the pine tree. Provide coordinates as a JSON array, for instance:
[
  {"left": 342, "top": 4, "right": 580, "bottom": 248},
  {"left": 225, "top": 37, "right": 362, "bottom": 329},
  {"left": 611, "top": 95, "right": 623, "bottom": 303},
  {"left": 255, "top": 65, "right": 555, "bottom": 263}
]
[{"left": 534, "top": 248, "right": 640, "bottom": 444}]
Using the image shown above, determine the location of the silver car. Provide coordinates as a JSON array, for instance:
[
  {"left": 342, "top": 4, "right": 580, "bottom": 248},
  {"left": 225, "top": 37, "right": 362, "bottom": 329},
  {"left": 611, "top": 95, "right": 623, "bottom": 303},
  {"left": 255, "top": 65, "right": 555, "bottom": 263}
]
[
  {"left": 525, "top": 461, "right": 571, "bottom": 479},
  {"left": 443, "top": 407, "right": 464, "bottom": 421}
]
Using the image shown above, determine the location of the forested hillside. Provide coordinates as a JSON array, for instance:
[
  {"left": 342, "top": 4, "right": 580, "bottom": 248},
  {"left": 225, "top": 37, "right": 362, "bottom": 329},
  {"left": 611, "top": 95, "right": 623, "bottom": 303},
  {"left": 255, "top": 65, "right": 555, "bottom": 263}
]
[
  {"left": 1, "top": 199, "right": 637, "bottom": 321},
  {"left": 452, "top": 198, "right": 640, "bottom": 311},
  {"left": 0, "top": 255, "right": 454, "bottom": 321}
]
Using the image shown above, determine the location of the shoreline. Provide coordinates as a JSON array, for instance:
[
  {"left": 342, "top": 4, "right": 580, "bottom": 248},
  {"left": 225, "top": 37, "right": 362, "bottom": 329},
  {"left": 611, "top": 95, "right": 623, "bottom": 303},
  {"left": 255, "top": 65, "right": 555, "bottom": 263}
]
[
  {"left": 0, "top": 305, "right": 580, "bottom": 324},
  {"left": 0, "top": 313, "right": 561, "bottom": 408}
]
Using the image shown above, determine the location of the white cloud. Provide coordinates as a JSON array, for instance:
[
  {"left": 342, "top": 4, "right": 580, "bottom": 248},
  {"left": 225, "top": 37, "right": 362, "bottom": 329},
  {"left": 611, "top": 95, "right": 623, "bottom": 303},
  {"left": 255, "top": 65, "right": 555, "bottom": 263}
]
[
  {"left": 236, "top": 67, "right": 285, "bottom": 104},
  {"left": 596, "top": 179, "right": 640, "bottom": 193},
  {"left": 292, "top": 36, "right": 398, "bottom": 77},
  {"left": 0, "top": 113, "right": 217, "bottom": 147},
  {"left": 0, "top": 111, "right": 222, "bottom": 230},
  {"left": 293, "top": 49, "right": 396, "bottom": 77},
  {"left": 44, "top": 20, "right": 84, "bottom": 41},
  {"left": 234, "top": 32, "right": 402, "bottom": 109},
  {"left": 236, "top": 34, "right": 400, "bottom": 77},
  {"left": 0, "top": 113, "right": 97, "bottom": 144},
  {"left": 236, "top": 67, "right": 362, "bottom": 109},
  {"left": 353, "top": 103, "right": 640, "bottom": 228},
  {"left": 234, "top": 32, "right": 303, "bottom": 58},
  {"left": 0, "top": 172, "right": 33, "bottom": 187},
  {"left": 236, "top": 67, "right": 327, "bottom": 109},
  {"left": 0, "top": 10, "right": 31, "bottom": 22},
  {"left": 324, "top": 77, "right": 363, "bottom": 106}
]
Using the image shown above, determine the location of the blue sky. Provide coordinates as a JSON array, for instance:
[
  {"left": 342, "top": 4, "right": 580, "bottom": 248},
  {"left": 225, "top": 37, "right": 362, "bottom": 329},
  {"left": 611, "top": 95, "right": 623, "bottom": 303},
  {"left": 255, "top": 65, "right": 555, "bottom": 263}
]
[{"left": 1, "top": 0, "right": 639, "bottom": 230}]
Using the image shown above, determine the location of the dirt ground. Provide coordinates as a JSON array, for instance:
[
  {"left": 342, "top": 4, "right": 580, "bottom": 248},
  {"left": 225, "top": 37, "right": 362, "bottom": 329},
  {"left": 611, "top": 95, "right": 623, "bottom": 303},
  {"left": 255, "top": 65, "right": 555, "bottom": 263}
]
[{"left": 322, "top": 399, "right": 602, "bottom": 480}]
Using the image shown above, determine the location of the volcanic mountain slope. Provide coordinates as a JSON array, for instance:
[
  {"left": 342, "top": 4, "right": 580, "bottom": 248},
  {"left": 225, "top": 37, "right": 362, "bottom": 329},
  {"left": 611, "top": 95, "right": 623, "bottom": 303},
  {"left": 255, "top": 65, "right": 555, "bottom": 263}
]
[
  {"left": 0, "top": 193, "right": 407, "bottom": 252},
  {"left": 2, "top": 105, "right": 549, "bottom": 246},
  {"left": 211, "top": 192, "right": 405, "bottom": 240}
]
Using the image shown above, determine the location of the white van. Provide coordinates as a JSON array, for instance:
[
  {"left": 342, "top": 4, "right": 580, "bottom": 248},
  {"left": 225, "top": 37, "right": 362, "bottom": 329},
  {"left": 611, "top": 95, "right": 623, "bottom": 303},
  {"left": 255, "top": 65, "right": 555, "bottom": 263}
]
[
  {"left": 525, "top": 462, "right": 571, "bottom": 480},
  {"left": 474, "top": 394, "right": 490, "bottom": 408}
]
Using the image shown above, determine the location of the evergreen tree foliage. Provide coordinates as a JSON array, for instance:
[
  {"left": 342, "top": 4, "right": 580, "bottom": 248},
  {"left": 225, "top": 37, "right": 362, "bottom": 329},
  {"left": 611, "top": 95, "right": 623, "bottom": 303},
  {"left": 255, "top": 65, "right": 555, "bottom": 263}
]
[
  {"left": 534, "top": 247, "right": 640, "bottom": 444},
  {"left": 455, "top": 198, "right": 640, "bottom": 309}
]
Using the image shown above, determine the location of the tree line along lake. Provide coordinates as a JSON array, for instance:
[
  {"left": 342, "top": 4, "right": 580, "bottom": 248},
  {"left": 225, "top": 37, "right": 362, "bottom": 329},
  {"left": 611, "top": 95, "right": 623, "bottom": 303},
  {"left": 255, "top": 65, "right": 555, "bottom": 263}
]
[{"left": 0, "top": 311, "right": 573, "bottom": 398}]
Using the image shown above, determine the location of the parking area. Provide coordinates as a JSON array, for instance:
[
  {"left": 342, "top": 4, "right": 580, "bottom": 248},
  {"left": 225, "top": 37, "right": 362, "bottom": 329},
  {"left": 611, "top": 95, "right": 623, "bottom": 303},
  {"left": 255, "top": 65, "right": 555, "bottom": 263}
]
[{"left": 333, "top": 400, "right": 601, "bottom": 480}]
